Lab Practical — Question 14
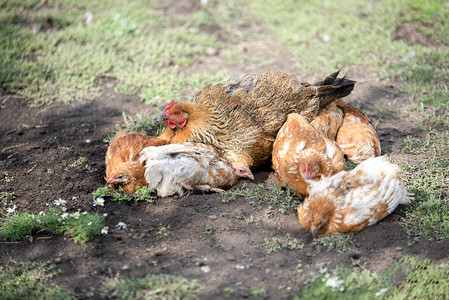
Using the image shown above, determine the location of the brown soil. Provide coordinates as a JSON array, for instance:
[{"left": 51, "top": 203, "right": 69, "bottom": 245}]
[{"left": 1, "top": 5, "right": 448, "bottom": 300}]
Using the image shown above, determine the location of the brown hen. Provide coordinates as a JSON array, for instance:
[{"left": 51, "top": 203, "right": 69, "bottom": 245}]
[
  {"left": 157, "top": 71, "right": 355, "bottom": 178},
  {"left": 335, "top": 99, "right": 381, "bottom": 164},
  {"left": 272, "top": 113, "right": 345, "bottom": 197},
  {"left": 105, "top": 131, "right": 167, "bottom": 193}
]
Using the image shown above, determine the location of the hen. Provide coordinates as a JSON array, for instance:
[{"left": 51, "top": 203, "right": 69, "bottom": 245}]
[
  {"left": 157, "top": 71, "right": 355, "bottom": 178},
  {"left": 335, "top": 99, "right": 381, "bottom": 164},
  {"left": 105, "top": 131, "right": 167, "bottom": 193},
  {"left": 140, "top": 142, "right": 238, "bottom": 197},
  {"left": 310, "top": 102, "right": 344, "bottom": 140},
  {"left": 297, "top": 156, "right": 412, "bottom": 236},
  {"left": 272, "top": 113, "right": 345, "bottom": 197}
]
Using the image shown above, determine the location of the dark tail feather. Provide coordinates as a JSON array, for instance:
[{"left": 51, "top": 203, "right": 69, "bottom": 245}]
[{"left": 311, "top": 71, "right": 356, "bottom": 109}]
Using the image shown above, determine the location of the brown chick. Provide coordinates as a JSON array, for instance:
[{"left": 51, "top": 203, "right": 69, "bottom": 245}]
[
  {"left": 335, "top": 99, "right": 381, "bottom": 164},
  {"left": 140, "top": 142, "right": 238, "bottom": 197},
  {"left": 297, "top": 156, "right": 412, "bottom": 236},
  {"left": 157, "top": 71, "right": 355, "bottom": 177},
  {"left": 105, "top": 131, "right": 167, "bottom": 193},
  {"left": 272, "top": 113, "right": 346, "bottom": 197},
  {"left": 310, "top": 102, "right": 344, "bottom": 140}
]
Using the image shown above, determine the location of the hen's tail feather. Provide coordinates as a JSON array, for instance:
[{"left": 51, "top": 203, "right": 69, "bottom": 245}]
[{"left": 311, "top": 71, "right": 356, "bottom": 110}]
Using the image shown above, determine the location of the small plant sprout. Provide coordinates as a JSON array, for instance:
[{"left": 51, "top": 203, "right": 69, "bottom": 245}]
[
  {"left": 6, "top": 205, "right": 16, "bottom": 214},
  {"left": 93, "top": 197, "right": 105, "bottom": 207},
  {"left": 116, "top": 222, "right": 127, "bottom": 229},
  {"left": 157, "top": 226, "right": 167, "bottom": 236},
  {"left": 54, "top": 198, "right": 66, "bottom": 206},
  {"left": 101, "top": 226, "right": 109, "bottom": 235},
  {"left": 204, "top": 224, "right": 212, "bottom": 234}
]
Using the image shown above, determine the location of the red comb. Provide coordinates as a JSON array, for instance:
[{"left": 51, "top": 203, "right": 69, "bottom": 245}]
[{"left": 163, "top": 99, "right": 176, "bottom": 114}]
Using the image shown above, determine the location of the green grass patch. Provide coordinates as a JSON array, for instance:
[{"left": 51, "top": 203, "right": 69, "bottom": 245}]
[
  {"left": 399, "top": 129, "right": 449, "bottom": 240},
  {"left": 295, "top": 256, "right": 449, "bottom": 299},
  {"left": 221, "top": 183, "right": 300, "bottom": 214},
  {"left": 99, "top": 273, "right": 200, "bottom": 299},
  {"left": 92, "top": 185, "right": 156, "bottom": 203},
  {"left": 0, "top": 261, "right": 75, "bottom": 300},
  {"left": 313, "top": 233, "right": 354, "bottom": 254},
  {"left": 0, "top": 207, "right": 104, "bottom": 244},
  {"left": 264, "top": 233, "right": 304, "bottom": 254}
]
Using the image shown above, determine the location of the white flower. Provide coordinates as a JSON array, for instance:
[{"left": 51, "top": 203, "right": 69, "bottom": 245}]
[
  {"left": 375, "top": 288, "right": 388, "bottom": 297},
  {"left": 93, "top": 198, "right": 105, "bottom": 207},
  {"left": 6, "top": 205, "right": 16, "bottom": 214},
  {"left": 101, "top": 226, "right": 109, "bottom": 234},
  {"left": 87, "top": 222, "right": 92, "bottom": 226},
  {"left": 81, "top": 211, "right": 88, "bottom": 215},
  {"left": 38, "top": 211, "right": 46, "bottom": 216},
  {"left": 322, "top": 34, "right": 331, "bottom": 42},
  {"left": 61, "top": 212, "right": 69, "bottom": 219},
  {"left": 115, "top": 222, "right": 127, "bottom": 229},
  {"left": 325, "top": 276, "right": 344, "bottom": 289},
  {"left": 71, "top": 212, "right": 80, "bottom": 219},
  {"left": 54, "top": 198, "right": 67, "bottom": 206}
]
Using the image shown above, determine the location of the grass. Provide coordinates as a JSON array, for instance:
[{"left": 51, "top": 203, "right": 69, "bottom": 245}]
[
  {"left": 294, "top": 256, "right": 449, "bottom": 299},
  {"left": 0, "top": 0, "right": 234, "bottom": 105},
  {"left": 103, "top": 113, "right": 165, "bottom": 143},
  {"left": 398, "top": 130, "right": 449, "bottom": 240},
  {"left": 313, "top": 234, "right": 355, "bottom": 254},
  {"left": 100, "top": 273, "right": 200, "bottom": 299},
  {"left": 0, "top": 206, "right": 104, "bottom": 244},
  {"left": 264, "top": 233, "right": 304, "bottom": 254},
  {"left": 92, "top": 185, "right": 156, "bottom": 203},
  {"left": 220, "top": 183, "right": 301, "bottom": 214},
  {"left": 0, "top": 261, "right": 75, "bottom": 300}
]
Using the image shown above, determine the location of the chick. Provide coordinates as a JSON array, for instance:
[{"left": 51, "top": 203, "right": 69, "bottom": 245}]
[
  {"left": 105, "top": 131, "right": 167, "bottom": 193},
  {"left": 297, "top": 156, "right": 412, "bottom": 236},
  {"left": 272, "top": 113, "right": 345, "bottom": 197}
]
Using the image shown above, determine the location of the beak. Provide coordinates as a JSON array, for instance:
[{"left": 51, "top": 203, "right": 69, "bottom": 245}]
[
  {"left": 311, "top": 225, "right": 320, "bottom": 239},
  {"left": 157, "top": 114, "right": 168, "bottom": 122},
  {"left": 245, "top": 171, "right": 255, "bottom": 180}
]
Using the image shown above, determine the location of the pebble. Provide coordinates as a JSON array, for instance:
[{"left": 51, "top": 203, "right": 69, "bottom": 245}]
[
  {"left": 201, "top": 266, "right": 211, "bottom": 273},
  {"left": 205, "top": 47, "right": 219, "bottom": 56},
  {"left": 118, "top": 250, "right": 125, "bottom": 256},
  {"left": 85, "top": 139, "right": 91, "bottom": 143},
  {"left": 226, "top": 254, "right": 236, "bottom": 261}
]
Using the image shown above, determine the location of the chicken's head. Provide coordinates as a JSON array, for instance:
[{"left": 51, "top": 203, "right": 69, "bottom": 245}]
[
  {"left": 158, "top": 100, "right": 189, "bottom": 130},
  {"left": 105, "top": 169, "right": 136, "bottom": 193},
  {"left": 299, "top": 161, "right": 321, "bottom": 180},
  {"left": 299, "top": 195, "right": 334, "bottom": 237},
  {"left": 232, "top": 162, "right": 255, "bottom": 180}
]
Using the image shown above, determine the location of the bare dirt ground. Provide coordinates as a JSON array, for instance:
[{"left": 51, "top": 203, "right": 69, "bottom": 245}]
[{"left": 1, "top": 3, "right": 449, "bottom": 300}]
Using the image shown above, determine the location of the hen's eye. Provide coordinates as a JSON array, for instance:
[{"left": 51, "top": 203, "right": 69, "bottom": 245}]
[{"left": 174, "top": 111, "right": 180, "bottom": 115}]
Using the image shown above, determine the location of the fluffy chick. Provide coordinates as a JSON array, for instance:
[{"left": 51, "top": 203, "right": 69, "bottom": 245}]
[
  {"left": 105, "top": 131, "right": 167, "bottom": 193},
  {"left": 272, "top": 113, "right": 345, "bottom": 197},
  {"left": 297, "top": 156, "right": 412, "bottom": 236},
  {"left": 335, "top": 99, "right": 381, "bottom": 163},
  {"left": 140, "top": 142, "right": 238, "bottom": 197}
]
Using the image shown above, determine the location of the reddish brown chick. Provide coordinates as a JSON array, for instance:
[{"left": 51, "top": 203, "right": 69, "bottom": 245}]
[
  {"left": 105, "top": 131, "right": 167, "bottom": 193},
  {"left": 335, "top": 99, "right": 381, "bottom": 164},
  {"left": 272, "top": 113, "right": 345, "bottom": 197}
]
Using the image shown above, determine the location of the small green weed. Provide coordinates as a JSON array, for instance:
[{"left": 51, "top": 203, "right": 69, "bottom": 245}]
[
  {"left": 0, "top": 171, "right": 14, "bottom": 183},
  {"left": 92, "top": 186, "right": 156, "bottom": 203},
  {"left": 264, "top": 233, "right": 304, "bottom": 254},
  {"left": 204, "top": 224, "right": 212, "bottom": 234},
  {"left": 64, "top": 156, "right": 87, "bottom": 171},
  {"left": 157, "top": 226, "right": 167, "bottom": 236},
  {"left": 252, "top": 286, "right": 267, "bottom": 297},
  {"left": 0, "top": 261, "right": 75, "bottom": 299},
  {"left": 99, "top": 273, "right": 199, "bottom": 300},
  {"left": 313, "top": 233, "right": 354, "bottom": 254}
]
